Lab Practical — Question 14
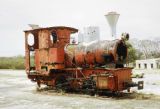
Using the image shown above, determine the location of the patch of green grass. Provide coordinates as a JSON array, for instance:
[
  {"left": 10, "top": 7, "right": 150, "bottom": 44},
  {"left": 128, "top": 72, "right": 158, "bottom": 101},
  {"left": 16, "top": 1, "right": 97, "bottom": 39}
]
[{"left": 0, "top": 55, "right": 25, "bottom": 70}]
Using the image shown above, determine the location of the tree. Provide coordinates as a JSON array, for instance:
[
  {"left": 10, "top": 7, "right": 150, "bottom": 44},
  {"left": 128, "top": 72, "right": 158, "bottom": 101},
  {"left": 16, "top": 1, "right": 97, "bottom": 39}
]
[{"left": 126, "top": 42, "right": 137, "bottom": 63}]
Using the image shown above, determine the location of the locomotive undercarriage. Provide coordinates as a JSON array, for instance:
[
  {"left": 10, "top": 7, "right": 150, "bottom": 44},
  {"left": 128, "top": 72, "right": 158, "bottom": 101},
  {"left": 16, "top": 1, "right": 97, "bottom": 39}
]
[{"left": 28, "top": 67, "right": 143, "bottom": 95}]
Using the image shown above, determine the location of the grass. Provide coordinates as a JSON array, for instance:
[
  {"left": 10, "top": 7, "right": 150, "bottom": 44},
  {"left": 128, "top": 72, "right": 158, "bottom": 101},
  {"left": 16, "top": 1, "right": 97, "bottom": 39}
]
[{"left": 0, "top": 55, "right": 25, "bottom": 70}]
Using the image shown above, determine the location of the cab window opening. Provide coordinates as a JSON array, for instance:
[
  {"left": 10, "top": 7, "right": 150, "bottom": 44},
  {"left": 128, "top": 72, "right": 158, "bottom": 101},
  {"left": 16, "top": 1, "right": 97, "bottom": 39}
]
[{"left": 50, "top": 31, "right": 57, "bottom": 43}]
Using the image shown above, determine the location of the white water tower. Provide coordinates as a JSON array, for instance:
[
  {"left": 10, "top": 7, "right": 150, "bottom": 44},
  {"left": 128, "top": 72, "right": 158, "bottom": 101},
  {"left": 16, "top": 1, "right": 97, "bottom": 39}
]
[{"left": 105, "top": 12, "right": 120, "bottom": 39}]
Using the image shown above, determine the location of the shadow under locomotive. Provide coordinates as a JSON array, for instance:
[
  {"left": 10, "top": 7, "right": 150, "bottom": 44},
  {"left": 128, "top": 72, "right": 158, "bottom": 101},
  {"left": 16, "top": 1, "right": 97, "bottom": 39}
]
[{"left": 24, "top": 26, "right": 143, "bottom": 95}]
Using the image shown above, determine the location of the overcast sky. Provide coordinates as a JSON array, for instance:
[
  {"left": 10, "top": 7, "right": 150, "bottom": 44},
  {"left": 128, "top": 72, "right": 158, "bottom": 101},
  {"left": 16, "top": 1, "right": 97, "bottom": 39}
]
[{"left": 0, "top": 0, "right": 160, "bottom": 56}]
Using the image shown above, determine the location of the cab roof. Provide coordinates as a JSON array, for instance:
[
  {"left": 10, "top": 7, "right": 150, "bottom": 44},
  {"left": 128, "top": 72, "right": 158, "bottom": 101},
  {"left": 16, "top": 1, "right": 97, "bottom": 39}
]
[{"left": 24, "top": 26, "right": 78, "bottom": 34}]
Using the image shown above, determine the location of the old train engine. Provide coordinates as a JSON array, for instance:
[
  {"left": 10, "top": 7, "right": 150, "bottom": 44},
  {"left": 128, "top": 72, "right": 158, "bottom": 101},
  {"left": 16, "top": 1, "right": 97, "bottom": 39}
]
[{"left": 24, "top": 26, "right": 143, "bottom": 93}]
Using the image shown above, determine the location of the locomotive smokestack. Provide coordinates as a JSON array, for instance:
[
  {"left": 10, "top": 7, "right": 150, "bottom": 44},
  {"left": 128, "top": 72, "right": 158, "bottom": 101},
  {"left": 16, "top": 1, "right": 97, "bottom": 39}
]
[{"left": 105, "top": 12, "right": 120, "bottom": 39}]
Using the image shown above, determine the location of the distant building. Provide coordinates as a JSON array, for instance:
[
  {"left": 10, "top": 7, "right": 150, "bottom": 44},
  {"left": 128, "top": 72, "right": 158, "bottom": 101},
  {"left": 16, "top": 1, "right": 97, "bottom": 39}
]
[
  {"left": 78, "top": 26, "right": 100, "bottom": 43},
  {"left": 136, "top": 58, "right": 160, "bottom": 69}
]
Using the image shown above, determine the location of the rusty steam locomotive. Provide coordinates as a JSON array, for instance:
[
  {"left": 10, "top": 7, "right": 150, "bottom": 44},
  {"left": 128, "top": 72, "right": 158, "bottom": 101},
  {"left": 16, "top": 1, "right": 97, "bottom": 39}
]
[{"left": 24, "top": 25, "right": 143, "bottom": 94}]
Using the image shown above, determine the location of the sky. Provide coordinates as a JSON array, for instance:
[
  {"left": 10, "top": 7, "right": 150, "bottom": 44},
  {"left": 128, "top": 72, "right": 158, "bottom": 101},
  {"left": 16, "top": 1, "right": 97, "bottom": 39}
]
[{"left": 0, "top": 0, "right": 160, "bottom": 56}]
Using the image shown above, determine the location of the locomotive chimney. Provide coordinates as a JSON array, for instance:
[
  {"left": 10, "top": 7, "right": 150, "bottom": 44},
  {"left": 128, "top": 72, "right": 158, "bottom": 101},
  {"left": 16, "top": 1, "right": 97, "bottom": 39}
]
[{"left": 105, "top": 12, "right": 120, "bottom": 39}]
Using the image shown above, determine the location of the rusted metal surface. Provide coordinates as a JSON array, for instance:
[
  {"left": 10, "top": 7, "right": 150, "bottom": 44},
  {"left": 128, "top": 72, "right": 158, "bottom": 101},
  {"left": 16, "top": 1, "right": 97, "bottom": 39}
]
[
  {"left": 24, "top": 26, "right": 143, "bottom": 94},
  {"left": 25, "top": 26, "right": 78, "bottom": 71},
  {"left": 65, "top": 40, "right": 128, "bottom": 68}
]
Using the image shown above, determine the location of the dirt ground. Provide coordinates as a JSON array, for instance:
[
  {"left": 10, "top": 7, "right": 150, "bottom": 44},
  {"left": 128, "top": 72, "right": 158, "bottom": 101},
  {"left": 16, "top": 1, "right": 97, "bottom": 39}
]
[{"left": 0, "top": 70, "right": 160, "bottom": 109}]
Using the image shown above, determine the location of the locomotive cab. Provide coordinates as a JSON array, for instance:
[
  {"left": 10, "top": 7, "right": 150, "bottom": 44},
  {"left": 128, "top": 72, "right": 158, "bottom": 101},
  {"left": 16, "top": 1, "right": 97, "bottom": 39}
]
[{"left": 24, "top": 26, "right": 78, "bottom": 75}]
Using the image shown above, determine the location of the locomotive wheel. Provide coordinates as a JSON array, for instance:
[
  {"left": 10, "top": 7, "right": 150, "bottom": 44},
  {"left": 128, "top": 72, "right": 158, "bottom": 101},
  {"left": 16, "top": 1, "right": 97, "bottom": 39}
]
[{"left": 55, "top": 74, "right": 68, "bottom": 90}]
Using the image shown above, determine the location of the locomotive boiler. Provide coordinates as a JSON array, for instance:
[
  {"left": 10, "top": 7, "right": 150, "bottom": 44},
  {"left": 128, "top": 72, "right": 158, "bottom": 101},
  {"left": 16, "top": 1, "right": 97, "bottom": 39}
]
[
  {"left": 65, "top": 39, "right": 128, "bottom": 68},
  {"left": 24, "top": 26, "right": 143, "bottom": 94}
]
